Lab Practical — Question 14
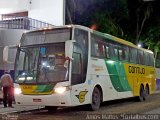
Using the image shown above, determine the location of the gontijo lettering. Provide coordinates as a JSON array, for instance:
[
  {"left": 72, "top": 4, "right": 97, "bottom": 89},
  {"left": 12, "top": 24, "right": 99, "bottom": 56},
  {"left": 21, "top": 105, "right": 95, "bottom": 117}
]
[{"left": 128, "top": 66, "right": 145, "bottom": 74}]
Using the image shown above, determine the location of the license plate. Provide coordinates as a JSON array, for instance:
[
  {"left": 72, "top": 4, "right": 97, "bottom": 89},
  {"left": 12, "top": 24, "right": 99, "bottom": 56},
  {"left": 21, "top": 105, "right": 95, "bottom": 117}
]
[{"left": 33, "top": 99, "right": 42, "bottom": 102}]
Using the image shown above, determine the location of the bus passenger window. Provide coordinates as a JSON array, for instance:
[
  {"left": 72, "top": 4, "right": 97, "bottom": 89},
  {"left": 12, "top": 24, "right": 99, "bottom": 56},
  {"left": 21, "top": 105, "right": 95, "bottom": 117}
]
[
  {"left": 95, "top": 42, "right": 100, "bottom": 57},
  {"left": 129, "top": 48, "right": 138, "bottom": 64},
  {"left": 105, "top": 45, "right": 110, "bottom": 58},
  {"left": 124, "top": 47, "right": 129, "bottom": 62},
  {"left": 148, "top": 53, "right": 154, "bottom": 67},
  {"left": 102, "top": 44, "right": 106, "bottom": 57},
  {"left": 138, "top": 50, "right": 144, "bottom": 65},
  {"left": 118, "top": 46, "right": 128, "bottom": 61},
  {"left": 107, "top": 43, "right": 119, "bottom": 60},
  {"left": 144, "top": 52, "right": 149, "bottom": 66},
  {"left": 113, "top": 47, "right": 118, "bottom": 60},
  {"left": 119, "top": 49, "right": 123, "bottom": 60},
  {"left": 97, "top": 41, "right": 105, "bottom": 57},
  {"left": 91, "top": 33, "right": 105, "bottom": 58}
]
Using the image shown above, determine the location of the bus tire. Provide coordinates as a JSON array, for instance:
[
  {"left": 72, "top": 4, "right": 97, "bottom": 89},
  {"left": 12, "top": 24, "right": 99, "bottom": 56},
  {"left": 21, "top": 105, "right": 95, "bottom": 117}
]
[
  {"left": 144, "top": 85, "right": 149, "bottom": 100},
  {"left": 138, "top": 85, "right": 145, "bottom": 102},
  {"left": 45, "top": 106, "right": 58, "bottom": 112},
  {"left": 90, "top": 87, "right": 101, "bottom": 111}
]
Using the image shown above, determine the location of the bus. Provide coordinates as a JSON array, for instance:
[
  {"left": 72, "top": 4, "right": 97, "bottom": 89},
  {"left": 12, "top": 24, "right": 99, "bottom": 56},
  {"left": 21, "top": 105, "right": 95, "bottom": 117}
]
[{"left": 8, "top": 25, "right": 155, "bottom": 111}]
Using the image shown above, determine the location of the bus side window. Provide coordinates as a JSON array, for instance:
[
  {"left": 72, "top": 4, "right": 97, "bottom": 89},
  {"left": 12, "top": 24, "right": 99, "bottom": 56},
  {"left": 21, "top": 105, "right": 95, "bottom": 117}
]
[
  {"left": 91, "top": 35, "right": 97, "bottom": 57},
  {"left": 118, "top": 48, "right": 123, "bottom": 61},
  {"left": 105, "top": 44, "right": 110, "bottom": 58},
  {"left": 119, "top": 45, "right": 129, "bottom": 62},
  {"left": 110, "top": 43, "right": 119, "bottom": 60},
  {"left": 123, "top": 46, "right": 129, "bottom": 62},
  {"left": 129, "top": 47, "right": 138, "bottom": 64},
  {"left": 148, "top": 53, "right": 154, "bottom": 67},
  {"left": 94, "top": 42, "right": 100, "bottom": 57},
  {"left": 97, "top": 40, "right": 106, "bottom": 58},
  {"left": 91, "top": 33, "right": 106, "bottom": 58},
  {"left": 138, "top": 50, "right": 144, "bottom": 65},
  {"left": 144, "top": 52, "right": 149, "bottom": 66},
  {"left": 155, "top": 54, "right": 160, "bottom": 68}
]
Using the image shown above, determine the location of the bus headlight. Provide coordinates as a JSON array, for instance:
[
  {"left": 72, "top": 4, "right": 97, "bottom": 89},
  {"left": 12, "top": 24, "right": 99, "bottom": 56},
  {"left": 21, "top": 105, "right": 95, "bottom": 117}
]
[
  {"left": 18, "top": 77, "right": 25, "bottom": 81},
  {"left": 54, "top": 87, "right": 67, "bottom": 94},
  {"left": 27, "top": 77, "right": 33, "bottom": 80},
  {"left": 14, "top": 88, "right": 22, "bottom": 95}
]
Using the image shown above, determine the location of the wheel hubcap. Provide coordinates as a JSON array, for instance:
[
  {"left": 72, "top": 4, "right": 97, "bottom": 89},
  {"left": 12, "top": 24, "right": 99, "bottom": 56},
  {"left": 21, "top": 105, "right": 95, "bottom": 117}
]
[{"left": 93, "top": 92, "right": 99, "bottom": 105}]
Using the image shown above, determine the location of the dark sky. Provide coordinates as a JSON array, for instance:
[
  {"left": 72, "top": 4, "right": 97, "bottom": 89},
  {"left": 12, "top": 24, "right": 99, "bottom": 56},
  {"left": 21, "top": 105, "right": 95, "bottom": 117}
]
[{"left": 65, "top": 0, "right": 119, "bottom": 24}]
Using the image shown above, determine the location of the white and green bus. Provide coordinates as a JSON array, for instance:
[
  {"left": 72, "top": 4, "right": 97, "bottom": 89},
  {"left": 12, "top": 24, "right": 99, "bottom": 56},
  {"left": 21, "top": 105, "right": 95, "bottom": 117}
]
[{"left": 12, "top": 25, "right": 156, "bottom": 111}]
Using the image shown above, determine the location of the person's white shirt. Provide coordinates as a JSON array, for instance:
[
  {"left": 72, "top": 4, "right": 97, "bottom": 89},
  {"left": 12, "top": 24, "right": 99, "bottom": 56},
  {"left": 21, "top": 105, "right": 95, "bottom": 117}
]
[{"left": 0, "top": 74, "right": 13, "bottom": 87}]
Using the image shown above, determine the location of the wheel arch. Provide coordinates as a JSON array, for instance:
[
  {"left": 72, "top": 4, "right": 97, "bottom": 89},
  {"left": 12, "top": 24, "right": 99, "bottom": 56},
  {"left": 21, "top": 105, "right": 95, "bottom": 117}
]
[
  {"left": 94, "top": 84, "right": 103, "bottom": 102},
  {"left": 139, "top": 83, "right": 145, "bottom": 96},
  {"left": 145, "top": 83, "right": 150, "bottom": 94},
  {"left": 140, "top": 83, "right": 144, "bottom": 90}
]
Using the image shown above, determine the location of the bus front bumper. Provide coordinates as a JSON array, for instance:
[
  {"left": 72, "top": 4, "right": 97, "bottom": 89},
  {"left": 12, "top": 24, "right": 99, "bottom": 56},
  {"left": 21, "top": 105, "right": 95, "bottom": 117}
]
[{"left": 14, "top": 91, "right": 72, "bottom": 106}]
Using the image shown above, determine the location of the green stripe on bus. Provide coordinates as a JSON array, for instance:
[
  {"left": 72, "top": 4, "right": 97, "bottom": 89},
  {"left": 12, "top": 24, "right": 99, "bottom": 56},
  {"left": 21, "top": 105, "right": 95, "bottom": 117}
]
[
  {"left": 105, "top": 60, "right": 131, "bottom": 92},
  {"left": 34, "top": 84, "right": 53, "bottom": 93}
]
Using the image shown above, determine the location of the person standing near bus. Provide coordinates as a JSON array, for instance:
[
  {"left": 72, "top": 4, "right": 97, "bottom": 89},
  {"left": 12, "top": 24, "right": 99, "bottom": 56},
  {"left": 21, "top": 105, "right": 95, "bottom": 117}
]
[{"left": 0, "top": 70, "right": 14, "bottom": 108}]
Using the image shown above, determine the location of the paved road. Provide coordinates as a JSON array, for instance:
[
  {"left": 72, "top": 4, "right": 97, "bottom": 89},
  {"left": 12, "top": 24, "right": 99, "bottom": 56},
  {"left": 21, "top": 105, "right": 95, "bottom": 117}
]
[
  {"left": 1, "top": 92, "right": 160, "bottom": 120},
  {"left": 0, "top": 104, "right": 43, "bottom": 114},
  {"left": 145, "top": 108, "right": 160, "bottom": 114}
]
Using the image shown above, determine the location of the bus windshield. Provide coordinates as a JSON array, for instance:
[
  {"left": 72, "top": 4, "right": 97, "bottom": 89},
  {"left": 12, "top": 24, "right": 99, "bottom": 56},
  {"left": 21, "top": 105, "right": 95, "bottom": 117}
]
[{"left": 15, "top": 43, "right": 69, "bottom": 84}]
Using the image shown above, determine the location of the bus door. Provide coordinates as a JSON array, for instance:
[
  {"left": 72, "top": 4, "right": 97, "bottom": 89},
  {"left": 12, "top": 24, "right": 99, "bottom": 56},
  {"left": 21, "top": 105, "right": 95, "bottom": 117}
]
[{"left": 70, "top": 44, "right": 89, "bottom": 106}]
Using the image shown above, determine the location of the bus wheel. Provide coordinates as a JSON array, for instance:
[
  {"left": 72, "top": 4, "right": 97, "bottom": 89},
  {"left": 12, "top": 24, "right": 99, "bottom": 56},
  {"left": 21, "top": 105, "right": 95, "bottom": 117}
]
[
  {"left": 90, "top": 87, "right": 101, "bottom": 111},
  {"left": 45, "top": 106, "right": 58, "bottom": 112},
  {"left": 144, "top": 85, "right": 149, "bottom": 100},
  {"left": 139, "top": 85, "right": 145, "bottom": 102}
]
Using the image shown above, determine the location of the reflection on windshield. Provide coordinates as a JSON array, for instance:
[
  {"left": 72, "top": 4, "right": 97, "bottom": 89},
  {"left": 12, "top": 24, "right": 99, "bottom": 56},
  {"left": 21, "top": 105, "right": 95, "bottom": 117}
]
[{"left": 15, "top": 43, "right": 69, "bottom": 83}]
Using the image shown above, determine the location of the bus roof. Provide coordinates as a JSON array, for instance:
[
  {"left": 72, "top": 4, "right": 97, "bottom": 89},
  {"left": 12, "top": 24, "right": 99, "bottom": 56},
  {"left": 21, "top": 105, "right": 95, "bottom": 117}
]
[
  {"left": 70, "top": 25, "right": 153, "bottom": 54},
  {"left": 88, "top": 27, "right": 153, "bottom": 54},
  {"left": 23, "top": 24, "right": 153, "bottom": 54}
]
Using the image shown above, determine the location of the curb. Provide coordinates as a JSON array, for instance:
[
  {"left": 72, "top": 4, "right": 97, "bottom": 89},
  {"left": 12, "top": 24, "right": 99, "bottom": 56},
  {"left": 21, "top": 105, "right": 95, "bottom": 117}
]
[{"left": 0, "top": 106, "right": 44, "bottom": 115}]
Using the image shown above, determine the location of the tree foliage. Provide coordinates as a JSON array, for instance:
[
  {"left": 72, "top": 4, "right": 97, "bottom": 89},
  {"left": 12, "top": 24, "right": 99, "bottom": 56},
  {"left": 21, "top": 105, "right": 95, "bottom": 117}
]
[{"left": 65, "top": 0, "right": 160, "bottom": 64}]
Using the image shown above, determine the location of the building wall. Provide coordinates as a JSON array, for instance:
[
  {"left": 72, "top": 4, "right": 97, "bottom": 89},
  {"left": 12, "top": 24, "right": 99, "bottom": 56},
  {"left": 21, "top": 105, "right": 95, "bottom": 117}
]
[
  {"left": 0, "top": 0, "right": 64, "bottom": 25},
  {"left": 0, "top": 0, "right": 65, "bottom": 78},
  {"left": 29, "top": 0, "right": 64, "bottom": 25},
  {"left": 0, "top": 0, "right": 29, "bottom": 14},
  {"left": 0, "top": 29, "right": 26, "bottom": 78}
]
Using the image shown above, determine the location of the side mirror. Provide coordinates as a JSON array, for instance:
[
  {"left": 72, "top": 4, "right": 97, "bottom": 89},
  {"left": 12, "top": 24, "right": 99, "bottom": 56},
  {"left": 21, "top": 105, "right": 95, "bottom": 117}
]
[
  {"left": 65, "top": 40, "right": 75, "bottom": 59},
  {"left": 3, "top": 46, "right": 9, "bottom": 63}
]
